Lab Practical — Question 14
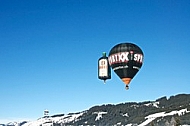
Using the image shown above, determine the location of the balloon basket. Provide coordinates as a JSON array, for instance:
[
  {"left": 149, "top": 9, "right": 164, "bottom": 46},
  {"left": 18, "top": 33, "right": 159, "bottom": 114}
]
[
  {"left": 125, "top": 85, "right": 129, "bottom": 90},
  {"left": 104, "top": 80, "right": 106, "bottom": 84}
]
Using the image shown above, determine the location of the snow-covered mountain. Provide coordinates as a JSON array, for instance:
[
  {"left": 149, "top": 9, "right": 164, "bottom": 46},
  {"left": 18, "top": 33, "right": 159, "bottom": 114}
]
[{"left": 2, "top": 94, "right": 190, "bottom": 126}]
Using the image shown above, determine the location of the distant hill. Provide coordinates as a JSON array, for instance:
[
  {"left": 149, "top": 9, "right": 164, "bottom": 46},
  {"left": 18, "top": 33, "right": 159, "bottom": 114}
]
[{"left": 3, "top": 94, "right": 190, "bottom": 126}]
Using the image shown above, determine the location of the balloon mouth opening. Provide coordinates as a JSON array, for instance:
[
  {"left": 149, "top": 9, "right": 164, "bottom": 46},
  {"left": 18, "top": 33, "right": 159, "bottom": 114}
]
[{"left": 122, "top": 78, "right": 132, "bottom": 85}]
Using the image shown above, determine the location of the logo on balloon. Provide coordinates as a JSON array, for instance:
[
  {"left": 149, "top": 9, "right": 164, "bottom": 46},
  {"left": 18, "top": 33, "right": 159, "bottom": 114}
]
[{"left": 108, "top": 52, "right": 143, "bottom": 65}]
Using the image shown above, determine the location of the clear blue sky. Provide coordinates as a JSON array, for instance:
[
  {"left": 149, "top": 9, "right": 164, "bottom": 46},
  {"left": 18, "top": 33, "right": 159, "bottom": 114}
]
[{"left": 1, "top": 0, "right": 190, "bottom": 123}]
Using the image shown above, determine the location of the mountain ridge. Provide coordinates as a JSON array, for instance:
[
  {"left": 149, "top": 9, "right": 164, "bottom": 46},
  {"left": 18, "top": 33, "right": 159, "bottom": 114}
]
[{"left": 2, "top": 93, "right": 190, "bottom": 126}]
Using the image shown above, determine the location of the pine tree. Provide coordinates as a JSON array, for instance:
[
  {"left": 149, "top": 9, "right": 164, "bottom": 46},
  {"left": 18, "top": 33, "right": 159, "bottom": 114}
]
[
  {"left": 175, "top": 117, "right": 181, "bottom": 126},
  {"left": 150, "top": 121, "right": 154, "bottom": 126},
  {"left": 170, "top": 117, "right": 176, "bottom": 126}
]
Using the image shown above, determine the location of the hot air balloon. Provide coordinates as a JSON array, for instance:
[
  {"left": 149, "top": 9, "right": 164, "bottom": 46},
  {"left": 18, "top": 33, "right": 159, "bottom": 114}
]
[
  {"left": 98, "top": 52, "right": 111, "bottom": 83},
  {"left": 108, "top": 43, "right": 144, "bottom": 89}
]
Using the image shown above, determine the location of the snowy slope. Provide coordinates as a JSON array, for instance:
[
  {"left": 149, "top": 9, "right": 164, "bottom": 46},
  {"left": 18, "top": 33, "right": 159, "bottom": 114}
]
[
  {"left": 22, "top": 112, "right": 83, "bottom": 126},
  {"left": 139, "top": 108, "right": 190, "bottom": 126},
  {"left": 8, "top": 108, "right": 188, "bottom": 126}
]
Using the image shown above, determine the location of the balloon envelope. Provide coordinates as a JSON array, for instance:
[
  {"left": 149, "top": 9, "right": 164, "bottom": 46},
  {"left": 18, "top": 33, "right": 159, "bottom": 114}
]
[{"left": 108, "top": 43, "right": 144, "bottom": 86}]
